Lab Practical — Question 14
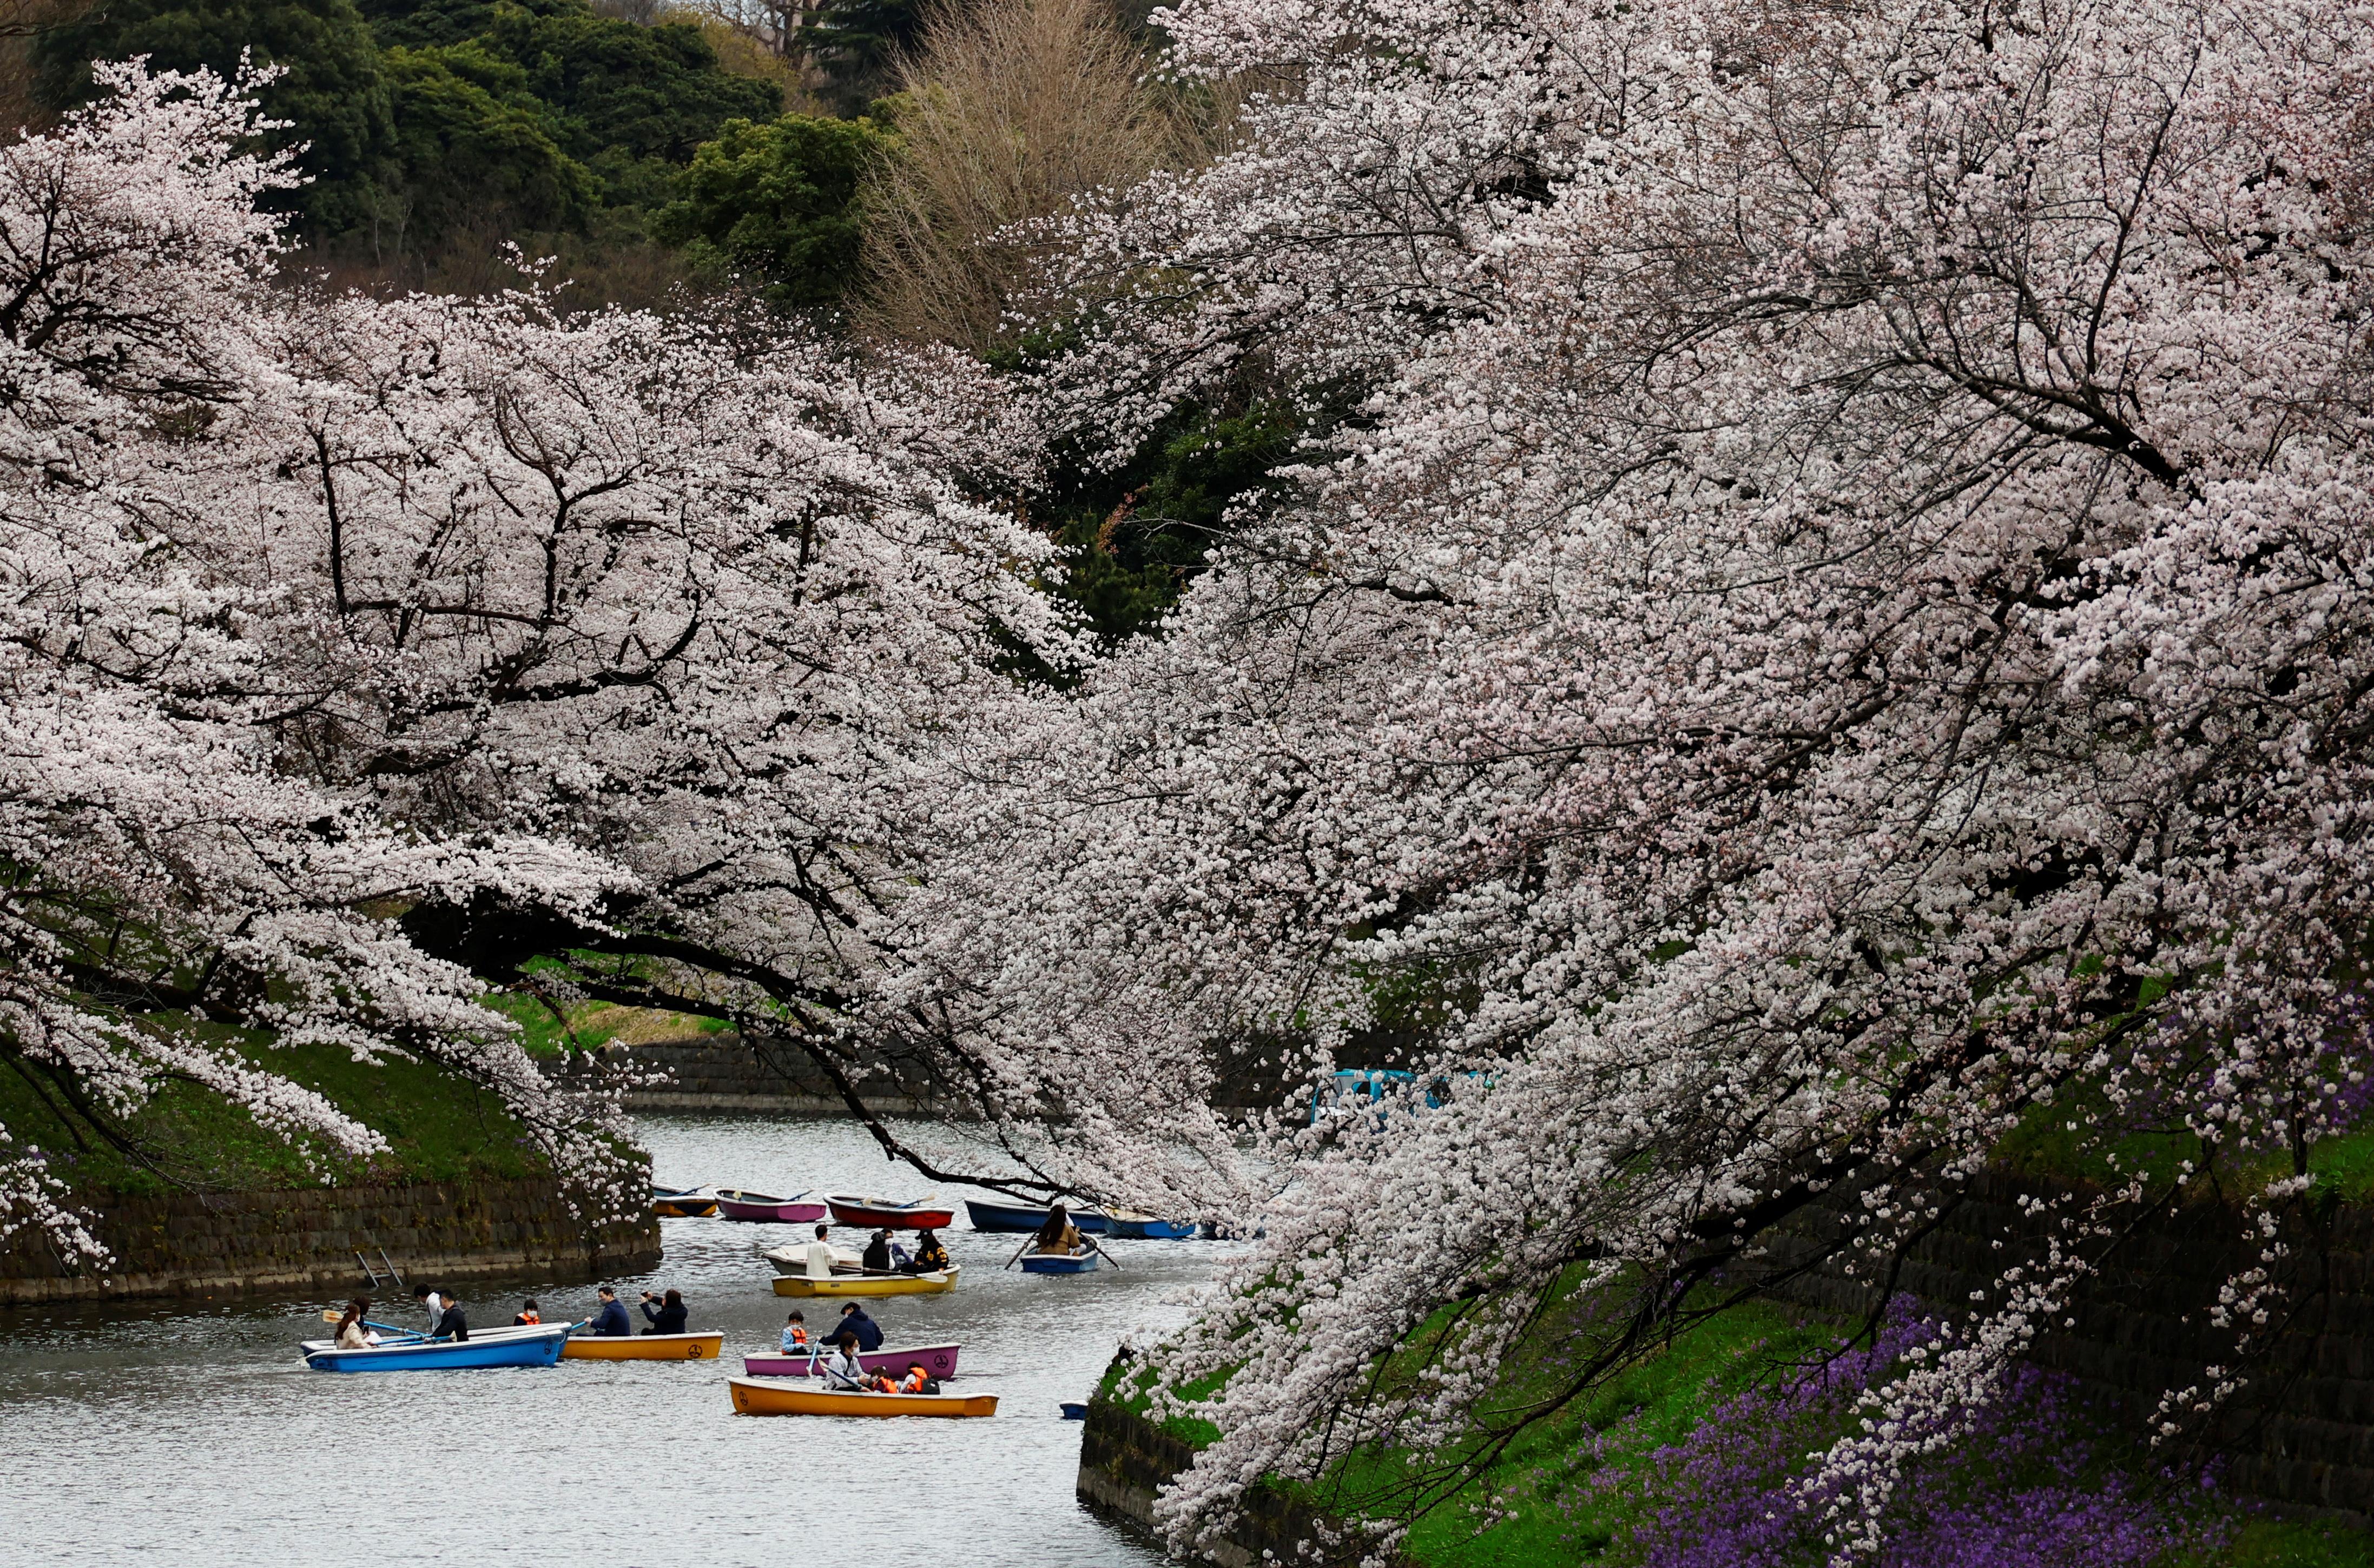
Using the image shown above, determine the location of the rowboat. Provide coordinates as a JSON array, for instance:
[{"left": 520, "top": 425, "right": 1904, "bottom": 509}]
[
  {"left": 773, "top": 1266, "right": 960, "bottom": 1299},
  {"left": 826, "top": 1194, "right": 955, "bottom": 1229},
  {"left": 1019, "top": 1247, "right": 1100, "bottom": 1275},
  {"left": 652, "top": 1186, "right": 718, "bottom": 1218},
  {"left": 742, "top": 1341, "right": 961, "bottom": 1380},
  {"left": 303, "top": 1324, "right": 570, "bottom": 1372},
  {"left": 727, "top": 1376, "right": 996, "bottom": 1418},
  {"left": 715, "top": 1188, "right": 829, "bottom": 1223},
  {"left": 962, "top": 1198, "right": 1110, "bottom": 1235},
  {"left": 763, "top": 1243, "right": 864, "bottom": 1276},
  {"left": 562, "top": 1331, "right": 726, "bottom": 1361},
  {"left": 1104, "top": 1210, "right": 1196, "bottom": 1241}
]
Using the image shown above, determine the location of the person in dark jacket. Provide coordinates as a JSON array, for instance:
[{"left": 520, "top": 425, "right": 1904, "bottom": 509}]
[
  {"left": 640, "top": 1287, "right": 689, "bottom": 1334},
  {"left": 588, "top": 1286, "right": 632, "bottom": 1336},
  {"left": 836, "top": 1301, "right": 883, "bottom": 1352},
  {"left": 860, "top": 1229, "right": 893, "bottom": 1273},
  {"left": 906, "top": 1229, "right": 950, "bottom": 1273},
  {"left": 432, "top": 1292, "right": 469, "bottom": 1342}
]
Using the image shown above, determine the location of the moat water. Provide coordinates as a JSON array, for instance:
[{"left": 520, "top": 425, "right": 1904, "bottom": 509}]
[{"left": 0, "top": 1114, "right": 1224, "bottom": 1567}]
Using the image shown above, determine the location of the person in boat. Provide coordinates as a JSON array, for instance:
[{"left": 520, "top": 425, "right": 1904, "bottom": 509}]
[
  {"left": 780, "top": 1312, "right": 812, "bottom": 1354},
  {"left": 800, "top": 1222, "right": 836, "bottom": 1280},
  {"left": 588, "top": 1286, "right": 632, "bottom": 1337},
  {"left": 860, "top": 1229, "right": 893, "bottom": 1273},
  {"left": 836, "top": 1301, "right": 883, "bottom": 1352},
  {"left": 413, "top": 1282, "right": 447, "bottom": 1326},
  {"left": 905, "top": 1228, "right": 950, "bottom": 1273},
  {"left": 513, "top": 1298, "right": 541, "bottom": 1326},
  {"left": 432, "top": 1291, "right": 469, "bottom": 1342},
  {"left": 817, "top": 1332, "right": 870, "bottom": 1391},
  {"left": 639, "top": 1287, "right": 689, "bottom": 1334},
  {"left": 334, "top": 1298, "right": 377, "bottom": 1350},
  {"left": 898, "top": 1363, "right": 939, "bottom": 1394},
  {"left": 1033, "top": 1203, "right": 1082, "bottom": 1254}
]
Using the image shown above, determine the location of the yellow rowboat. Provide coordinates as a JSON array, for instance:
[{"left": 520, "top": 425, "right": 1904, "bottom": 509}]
[
  {"left": 562, "top": 1332, "right": 726, "bottom": 1361},
  {"left": 773, "top": 1266, "right": 959, "bottom": 1299},
  {"left": 727, "top": 1376, "right": 996, "bottom": 1418}
]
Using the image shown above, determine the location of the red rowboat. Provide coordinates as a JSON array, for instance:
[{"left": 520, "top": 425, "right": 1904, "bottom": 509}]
[
  {"left": 715, "top": 1189, "right": 829, "bottom": 1223},
  {"left": 741, "top": 1341, "right": 961, "bottom": 1380},
  {"left": 825, "top": 1194, "right": 955, "bottom": 1229}
]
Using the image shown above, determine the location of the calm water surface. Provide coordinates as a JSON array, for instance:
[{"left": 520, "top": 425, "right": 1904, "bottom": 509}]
[{"left": 0, "top": 1115, "right": 1223, "bottom": 1567}]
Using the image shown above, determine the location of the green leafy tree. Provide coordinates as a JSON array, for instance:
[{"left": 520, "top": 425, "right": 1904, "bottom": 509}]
[
  {"left": 383, "top": 42, "right": 594, "bottom": 238},
  {"left": 653, "top": 114, "right": 878, "bottom": 309},
  {"left": 35, "top": 0, "right": 395, "bottom": 232},
  {"left": 795, "top": 0, "right": 926, "bottom": 114},
  {"left": 477, "top": 2, "right": 779, "bottom": 164}
]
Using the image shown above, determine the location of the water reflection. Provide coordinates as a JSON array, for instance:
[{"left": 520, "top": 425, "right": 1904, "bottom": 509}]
[{"left": 0, "top": 1115, "right": 1220, "bottom": 1566}]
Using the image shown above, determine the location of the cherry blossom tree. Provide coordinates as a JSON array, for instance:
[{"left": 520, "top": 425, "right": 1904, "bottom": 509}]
[
  {"left": 908, "top": 0, "right": 2374, "bottom": 1550},
  {"left": 0, "top": 60, "right": 1070, "bottom": 1256}
]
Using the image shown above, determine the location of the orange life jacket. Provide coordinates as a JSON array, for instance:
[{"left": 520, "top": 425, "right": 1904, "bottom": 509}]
[
  {"left": 899, "top": 1369, "right": 928, "bottom": 1393},
  {"left": 515, "top": 1311, "right": 540, "bottom": 1324},
  {"left": 869, "top": 1373, "right": 898, "bottom": 1393},
  {"left": 787, "top": 1326, "right": 810, "bottom": 1347}
]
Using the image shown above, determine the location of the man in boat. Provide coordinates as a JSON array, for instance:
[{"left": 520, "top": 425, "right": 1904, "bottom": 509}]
[
  {"left": 817, "top": 1332, "right": 870, "bottom": 1391},
  {"left": 587, "top": 1286, "right": 633, "bottom": 1336},
  {"left": 413, "top": 1282, "right": 447, "bottom": 1326},
  {"left": 836, "top": 1301, "right": 883, "bottom": 1352},
  {"left": 431, "top": 1291, "right": 470, "bottom": 1341},
  {"left": 799, "top": 1223, "right": 837, "bottom": 1280},
  {"left": 905, "top": 1229, "right": 951, "bottom": 1273},
  {"left": 860, "top": 1229, "right": 893, "bottom": 1273}
]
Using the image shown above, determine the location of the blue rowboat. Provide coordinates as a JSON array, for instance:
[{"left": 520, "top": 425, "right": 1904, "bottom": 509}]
[
  {"left": 964, "top": 1199, "right": 1109, "bottom": 1235},
  {"left": 303, "top": 1324, "right": 569, "bottom": 1372},
  {"left": 1104, "top": 1210, "right": 1195, "bottom": 1241},
  {"left": 1019, "top": 1248, "right": 1102, "bottom": 1275}
]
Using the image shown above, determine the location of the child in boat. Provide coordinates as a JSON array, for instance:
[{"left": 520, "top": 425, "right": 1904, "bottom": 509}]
[
  {"left": 780, "top": 1312, "right": 811, "bottom": 1353},
  {"left": 906, "top": 1229, "right": 950, "bottom": 1273},
  {"left": 334, "top": 1297, "right": 377, "bottom": 1349},
  {"left": 513, "top": 1298, "right": 541, "bottom": 1325},
  {"left": 1032, "top": 1204, "right": 1082, "bottom": 1254},
  {"left": 639, "top": 1287, "right": 689, "bottom": 1334},
  {"left": 898, "top": 1364, "right": 939, "bottom": 1394}
]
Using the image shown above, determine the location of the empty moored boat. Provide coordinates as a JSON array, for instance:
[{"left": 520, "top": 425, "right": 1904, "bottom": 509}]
[
  {"left": 962, "top": 1199, "right": 1110, "bottom": 1234},
  {"left": 742, "top": 1342, "right": 961, "bottom": 1379},
  {"left": 727, "top": 1376, "right": 995, "bottom": 1418},
  {"left": 1102, "top": 1210, "right": 1195, "bottom": 1240},
  {"left": 651, "top": 1186, "right": 719, "bottom": 1218},
  {"left": 302, "top": 1324, "right": 570, "bottom": 1372},
  {"left": 714, "top": 1189, "right": 829, "bottom": 1223},
  {"left": 825, "top": 1194, "right": 956, "bottom": 1229},
  {"left": 562, "top": 1331, "right": 726, "bottom": 1361},
  {"left": 773, "top": 1266, "right": 960, "bottom": 1299}
]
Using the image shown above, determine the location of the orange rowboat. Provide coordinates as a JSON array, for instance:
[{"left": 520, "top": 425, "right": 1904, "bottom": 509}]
[
  {"left": 562, "top": 1332, "right": 726, "bottom": 1361},
  {"left": 727, "top": 1376, "right": 996, "bottom": 1418}
]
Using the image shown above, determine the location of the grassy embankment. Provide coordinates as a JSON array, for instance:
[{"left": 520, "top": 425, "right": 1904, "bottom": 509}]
[
  {"left": 0, "top": 989, "right": 718, "bottom": 1195},
  {"left": 1106, "top": 1103, "right": 2374, "bottom": 1568}
]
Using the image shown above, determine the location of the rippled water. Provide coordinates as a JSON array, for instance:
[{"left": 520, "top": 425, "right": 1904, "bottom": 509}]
[{"left": 0, "top": 1115, "right": 1224, "bottom": 1567}]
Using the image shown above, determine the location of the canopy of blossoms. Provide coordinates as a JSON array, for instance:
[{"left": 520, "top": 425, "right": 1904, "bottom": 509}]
[
  {"left": 898, "top": 0, "right": 2374, "bottom": 1550},
  {"left": 0, "top": 63, "right": 1064, "bottom": 1249}
]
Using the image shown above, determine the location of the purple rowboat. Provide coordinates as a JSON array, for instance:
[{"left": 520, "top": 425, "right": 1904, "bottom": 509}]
[
  {"left": 714, "top": 1188, "right": 829, "bottom": 1223},
  {"left": 741, "top": 1342, "right": 961, "bottom": 1380}
]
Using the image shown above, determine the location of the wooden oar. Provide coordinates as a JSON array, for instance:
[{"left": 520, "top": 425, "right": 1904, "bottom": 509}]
[
  {"left": 1003, "top": 1237, "right": 1034, "bottom": 1271},
  {"left": 1087, "top": 1240, "right": 1123, "bottom": 1272}
]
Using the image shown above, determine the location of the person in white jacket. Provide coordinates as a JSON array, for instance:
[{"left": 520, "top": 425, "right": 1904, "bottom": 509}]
[
  {"left": 801, "top": 1223, "right": 837, "bottom": 1280},
  {"left": 817, "top": 1333, "right": 871, "bottom": 1391}
]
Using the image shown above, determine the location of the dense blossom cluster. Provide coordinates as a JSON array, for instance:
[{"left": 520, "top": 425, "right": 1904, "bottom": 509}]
[
  {"left": 894, "top": 0, "right": 2374, "bottom": 1550},
  {"left": 0, "top": 64, "right": 1060, "bottom": 1247}
]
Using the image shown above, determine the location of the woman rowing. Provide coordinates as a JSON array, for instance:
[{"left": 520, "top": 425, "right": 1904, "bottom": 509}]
[{"left": 1032, "top": 1203, "right": 1081, "bottom": 1255}]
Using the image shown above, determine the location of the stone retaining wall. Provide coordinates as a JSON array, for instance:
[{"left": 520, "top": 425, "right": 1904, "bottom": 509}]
[
  {"left": 1078, "top": 1393, "right": 1408, "bottom": 1568},
  {"left": 1757, "top": 1172, "right": 2374, "bottom": 1521},
  {"left": 0, "top": 1177, "right": 660, "bottom": 1304},
  {"left": 601, "top": 1035, "right": 960, "bottom": 1115}
]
